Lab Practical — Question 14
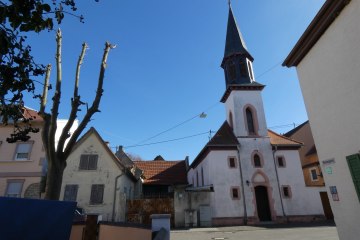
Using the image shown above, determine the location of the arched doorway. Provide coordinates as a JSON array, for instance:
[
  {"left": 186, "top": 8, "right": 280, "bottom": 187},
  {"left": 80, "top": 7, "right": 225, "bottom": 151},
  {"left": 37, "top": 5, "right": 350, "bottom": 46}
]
[{"left": 254, "top": 186, "right": 271, "bottom": 221}]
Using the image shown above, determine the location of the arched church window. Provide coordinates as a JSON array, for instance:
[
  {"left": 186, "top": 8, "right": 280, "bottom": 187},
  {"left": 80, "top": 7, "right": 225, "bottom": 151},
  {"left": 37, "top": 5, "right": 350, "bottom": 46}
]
[
  {"left": 246, "top": 107, "right": 256, "bottom": 135},
  {"left": 229, "top": 111, "right": 234, "bottom": 129},
  {"left": 247, "top": 61, "right": 254, "bottom": 80},
  {"left": 229, "top": 62, "right": 236, "bottom": 80},
  {"left": 253, "top": 154, "right": 262, "bottom": 167}
]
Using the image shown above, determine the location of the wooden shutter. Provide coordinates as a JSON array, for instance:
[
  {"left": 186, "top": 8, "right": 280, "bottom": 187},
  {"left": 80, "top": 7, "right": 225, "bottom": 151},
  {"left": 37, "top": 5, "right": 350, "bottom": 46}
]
[
  {"left": 90, "top": 184, "right": 104, "bottom": 204},
  {"left": 346, "top": 153, "right": 360, "bottom": 201},
  {"left": 64, "top": 185, "right": 78, "bottom": 201},
  {"left": 79, "top": 155, "right": 88, "bottom": 170},
  {"left": 88, "top": 155, "right": 98, "bottom": 170}
]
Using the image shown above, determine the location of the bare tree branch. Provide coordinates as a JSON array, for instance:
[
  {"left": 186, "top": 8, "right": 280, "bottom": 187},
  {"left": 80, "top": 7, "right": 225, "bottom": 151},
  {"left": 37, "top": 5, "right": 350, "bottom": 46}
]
[
  {"left": 57, "top": 42, "right": 87, "bottom": 153},
  {"left": 39, "top": 64, "right": 51, "bottom": 115},
  {"left": 64, "top": 42, "right": 113, "bottom": 159}
]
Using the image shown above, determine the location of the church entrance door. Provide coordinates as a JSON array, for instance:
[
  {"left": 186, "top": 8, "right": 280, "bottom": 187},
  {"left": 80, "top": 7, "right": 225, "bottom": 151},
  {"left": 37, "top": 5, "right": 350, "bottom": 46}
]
[{"left": 255, "top": 186, "right": 272, "bottom": 221}]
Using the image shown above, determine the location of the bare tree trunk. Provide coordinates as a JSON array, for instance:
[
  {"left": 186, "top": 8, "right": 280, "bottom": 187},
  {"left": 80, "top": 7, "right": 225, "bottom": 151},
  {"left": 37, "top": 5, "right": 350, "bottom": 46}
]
[{"left": 44, "top": 157, "right": 66, "bottom": 200}]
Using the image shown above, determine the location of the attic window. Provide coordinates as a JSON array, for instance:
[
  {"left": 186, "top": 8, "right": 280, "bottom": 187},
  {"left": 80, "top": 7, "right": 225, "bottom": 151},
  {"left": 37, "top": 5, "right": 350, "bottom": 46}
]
[{"left": 79, "top": 154, "right": 98, "bottom": 170}]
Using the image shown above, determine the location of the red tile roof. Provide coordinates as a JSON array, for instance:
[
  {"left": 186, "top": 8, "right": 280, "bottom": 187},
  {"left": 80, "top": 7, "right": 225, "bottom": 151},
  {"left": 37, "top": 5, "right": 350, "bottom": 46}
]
[
  {"left": 268, "top": 129, "right": 303, "bottom": 147},
  {"left": 22, "top": 107, "right": 43, "bottom": 122},
  {"left": 133, "top": 160, "right": 188, "bottom": 185}
]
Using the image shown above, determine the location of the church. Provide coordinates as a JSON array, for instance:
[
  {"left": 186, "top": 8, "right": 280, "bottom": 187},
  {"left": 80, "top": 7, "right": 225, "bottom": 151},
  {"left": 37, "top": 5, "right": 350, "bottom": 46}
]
[{"left": 187, "top": 5, "right": 325, "bottom": 226}]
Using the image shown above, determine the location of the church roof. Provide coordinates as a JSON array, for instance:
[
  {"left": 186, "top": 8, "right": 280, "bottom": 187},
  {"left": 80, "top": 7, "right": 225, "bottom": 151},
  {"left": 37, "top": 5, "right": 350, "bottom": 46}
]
[
  {"left": 190, "top": 121, "right": 238, "bottom": 168},
  {"left": 223, "top": 6, "right": 253, "bottom": 62}
]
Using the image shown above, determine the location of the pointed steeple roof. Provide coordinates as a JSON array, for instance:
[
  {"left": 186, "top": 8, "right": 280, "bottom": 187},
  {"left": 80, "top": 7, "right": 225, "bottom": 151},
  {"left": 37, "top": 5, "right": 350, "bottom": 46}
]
[{"left": 223, "top": 6, "right": 253, "bottom": 61}]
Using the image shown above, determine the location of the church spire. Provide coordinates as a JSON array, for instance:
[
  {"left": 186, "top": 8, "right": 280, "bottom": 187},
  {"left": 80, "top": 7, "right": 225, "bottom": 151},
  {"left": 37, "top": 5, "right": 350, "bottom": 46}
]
[
  {"left": 220, "top": 4, "right": 264, "bottom": 103},
  {"left": 223, "top": 5, "right": 253, "bottom": 61}
]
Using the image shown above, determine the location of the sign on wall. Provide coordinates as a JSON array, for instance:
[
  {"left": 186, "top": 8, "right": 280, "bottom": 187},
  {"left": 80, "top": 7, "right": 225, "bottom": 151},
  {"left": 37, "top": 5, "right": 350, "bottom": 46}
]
[{"left": 330, "top": 186, "right": 339, "bottom": 201}]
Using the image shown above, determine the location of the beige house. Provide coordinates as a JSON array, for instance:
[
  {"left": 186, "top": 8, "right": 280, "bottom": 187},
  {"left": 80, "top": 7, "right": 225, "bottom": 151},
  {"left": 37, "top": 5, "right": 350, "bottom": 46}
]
[
  {"left": 60, "top": 127, "right": 141, "bottom": 222},
  {"left": 0, "top": 108, "right": 45, "bottom": 199},
  {"left": 284, "top": 121, "right": 333, "bottom": 220},
  {"left": 283, "top": 0, "right": 360, "bottom": 239}
]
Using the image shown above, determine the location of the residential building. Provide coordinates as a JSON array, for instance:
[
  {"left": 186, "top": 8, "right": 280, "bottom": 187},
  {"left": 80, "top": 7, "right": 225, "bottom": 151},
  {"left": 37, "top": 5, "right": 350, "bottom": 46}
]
[
  {"left": 60, "top": 127, "right": 141, "bottom": 222},
  {"left": 284, "top": 121, "right": 334, "bottom": 219},
  {"left": 187, "top": 5, "right": 325, "bottom": 226},
  {"left": 0, "top": 107, "right": 77, "bottom": 199},
  {"left": 283, "top": 0, "right": 360, "bottom": 239}
]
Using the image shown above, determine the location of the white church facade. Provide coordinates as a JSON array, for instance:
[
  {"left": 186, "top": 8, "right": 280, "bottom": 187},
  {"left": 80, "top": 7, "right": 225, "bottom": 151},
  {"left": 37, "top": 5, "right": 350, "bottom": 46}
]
[{"left": 187, "top": 5, "right": 325, "bottom": 226}]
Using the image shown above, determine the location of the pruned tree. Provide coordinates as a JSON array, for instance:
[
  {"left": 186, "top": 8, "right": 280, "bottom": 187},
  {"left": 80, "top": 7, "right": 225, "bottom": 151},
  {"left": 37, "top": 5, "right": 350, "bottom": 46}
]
[
  {"left": 1, "top": 0, "right": 84, "bottom": 141},
  {"left": 39, "top": 29, "right": 114, "bottom": 200}
]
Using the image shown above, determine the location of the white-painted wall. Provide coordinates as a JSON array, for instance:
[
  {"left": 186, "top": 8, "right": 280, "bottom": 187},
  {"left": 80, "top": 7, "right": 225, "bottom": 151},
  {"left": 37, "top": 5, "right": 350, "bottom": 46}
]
[
  {"left": 295, "top": 1, "right": 360, "bottom": 239},
  {"left": 61, "top": 132, "right": 135, "bottom": 222},
  {"left": 225, "top": 91, "right": 268, "bottom": 137},
  {"left": 275, "top": 150, "right": 324, "bottom": 216}
]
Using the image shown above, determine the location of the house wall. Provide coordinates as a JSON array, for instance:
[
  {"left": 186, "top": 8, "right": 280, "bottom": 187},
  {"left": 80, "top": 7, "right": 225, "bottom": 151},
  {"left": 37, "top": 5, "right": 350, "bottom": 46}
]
[
  {"left": 275, "top": 150, "right": 324, "bottom": 216},
  {"left": 61, "top": 133, "right": 135, "bottom": 222},
  {"left": 295, "top": 1, "right": 360, "bottom": 239}
]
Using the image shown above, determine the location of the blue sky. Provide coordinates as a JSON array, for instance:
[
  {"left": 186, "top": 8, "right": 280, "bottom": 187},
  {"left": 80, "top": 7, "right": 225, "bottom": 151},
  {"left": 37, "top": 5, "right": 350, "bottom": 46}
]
[{"left": 24, "top": 0, "right": 325, "bottom": 162}]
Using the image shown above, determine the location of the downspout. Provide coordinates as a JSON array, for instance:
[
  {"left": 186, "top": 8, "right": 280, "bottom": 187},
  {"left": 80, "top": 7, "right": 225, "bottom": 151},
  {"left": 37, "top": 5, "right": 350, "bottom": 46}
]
[
  {"left": 112, "top": 172, "right": 124, "bottom": 222},
  {"left": 272, "top": 145, "right": 287, "bottom": 222},
  {"left": 237, "top": 145, "right": 247, "bottom": 225}
]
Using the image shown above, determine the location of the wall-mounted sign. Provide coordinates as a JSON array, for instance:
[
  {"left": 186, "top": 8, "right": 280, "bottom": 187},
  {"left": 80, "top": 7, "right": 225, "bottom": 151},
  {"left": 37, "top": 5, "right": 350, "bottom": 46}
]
[
  {"left": 322, "top": 158, "right": 335, "bottom": 165},
  {"left": 330, "top": 186, "right": 339, "bottom": 201},
  {"left": 325, "top": 166, "right": 333, "bottom": 174}
]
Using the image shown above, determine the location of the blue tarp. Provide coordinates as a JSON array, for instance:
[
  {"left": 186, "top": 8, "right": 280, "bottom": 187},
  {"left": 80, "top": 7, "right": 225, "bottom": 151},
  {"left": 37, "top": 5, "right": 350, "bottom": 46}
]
[{"left": 0, "top": 197, "right": 76, "bottom": 240}]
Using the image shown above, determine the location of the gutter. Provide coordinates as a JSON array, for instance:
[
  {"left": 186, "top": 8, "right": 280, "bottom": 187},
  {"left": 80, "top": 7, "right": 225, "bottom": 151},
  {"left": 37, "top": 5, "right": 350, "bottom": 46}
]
[
  {"left": 272, "top": 146, "right": 287, "bottom": 222},
  {"left": 236, "top": 145, "right": 247, "bottom": 225},
  {"left": 112, "top": 172, "right": 124, "bottom": 222}
]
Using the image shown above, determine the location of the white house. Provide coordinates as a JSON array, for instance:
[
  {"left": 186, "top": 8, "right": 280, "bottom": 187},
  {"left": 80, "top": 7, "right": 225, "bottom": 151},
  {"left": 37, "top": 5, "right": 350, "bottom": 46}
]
[
  {"left": 283, "top": 0, "right": 360, "bottom": 239},
  {"left": 60, "top": 127, "right": 141, "bottom": 222},
  {"left": 187, "top": 5, "right": 324, "bottom": 226}
]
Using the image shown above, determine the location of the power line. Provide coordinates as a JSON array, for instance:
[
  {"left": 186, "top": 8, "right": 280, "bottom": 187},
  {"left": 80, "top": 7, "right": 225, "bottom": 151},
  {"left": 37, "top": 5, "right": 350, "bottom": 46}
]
[
  {"left": 136, "top": 102, "right": 219, "bottom": 145},
  {"left": 125, "top": 131, "right": 211, "bottom": 149},
  {"left": 255, "top": 60, "right": 282, "bottom": 80}
]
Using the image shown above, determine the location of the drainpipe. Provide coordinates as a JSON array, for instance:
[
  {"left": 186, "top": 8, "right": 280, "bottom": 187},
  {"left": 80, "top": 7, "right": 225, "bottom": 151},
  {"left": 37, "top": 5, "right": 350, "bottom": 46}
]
[
  {"left": 272, "top": 146, "right": 287, "bottom": 222},
  {"left": 237, "top": 145, "right": 247, "bottom": 225},
  {"left": 112, "top": 172, "right": 124, "bottom": 222}
]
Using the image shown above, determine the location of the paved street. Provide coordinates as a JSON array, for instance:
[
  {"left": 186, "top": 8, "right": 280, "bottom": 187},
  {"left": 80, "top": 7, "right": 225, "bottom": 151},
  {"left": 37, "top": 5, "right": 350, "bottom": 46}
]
[{"left": 171, "top": 223, "right": 339, "bottom": 240}]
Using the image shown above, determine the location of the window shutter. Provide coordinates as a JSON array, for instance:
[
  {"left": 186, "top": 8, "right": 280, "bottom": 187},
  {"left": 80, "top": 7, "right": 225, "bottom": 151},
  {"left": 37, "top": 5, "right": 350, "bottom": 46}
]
[
  {"left": 90, "top": 184, "right": 104, "bottom": 204},
  {"left": 64, "top": 185, "right": 78, "bottom": 201},
  {"left": 79, "top": 155, "right": 88, "bottom": 170},
  {"left": 346, "top": 154, "right": 360, "bottom": 201},
  {"left": 88, "top": 155, "right": 98, "bottom": 170}
]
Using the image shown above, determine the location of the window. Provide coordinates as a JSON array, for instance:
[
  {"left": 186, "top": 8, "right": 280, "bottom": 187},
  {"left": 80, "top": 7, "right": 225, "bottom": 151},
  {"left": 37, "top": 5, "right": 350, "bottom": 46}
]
[
  {"left": 228, "top": 62, "right": 236, "bottom": 80},
  {"left": 228, "top": 111, "right": 234, "bottom": 129},
  {"left": 282, "top": 186, "right": 292, "bottom": 198},
  {"left": 63, "top": 184, "right": 78, "bottom": 202},
  {"left": 239, "top": 62, "right": 247, "bottom": 76},
  {"left": 277, "top": 156, "right": 285, "bottom": 167},
  {"left": 247, "top": 61, "right": 254, "bottom": 80},
  {"left": 253, "top": 154, "right": 262, "bottom": 168},
  {"left": 201, "top": 167, "right": 204, "bottom": 186},
  {"left": 196, "top": 171, "right": 199, "bottom": 187},
  {"left": 310, "top": 168, "right": 318, "bottom": 181},
  {"left": 245, "top": 108, "right": 256, "bottom": 135},
  {"left": 5, "top": 180, "right": 24, "bottom": 197},
  {"left": 231, "top": 187, "right": 240, "bottom": 199},
  {"left": 228, "top": 157, "right": 236, "bottom": 168},
  {"left": 14, "top": 142, "right": 33, "bottom": 160},
  {"left": 79, "top": 154, "right": 98, "bottom": 170},
  {"left": 90, "top": 184, "right": 104, "bottom": 204}
]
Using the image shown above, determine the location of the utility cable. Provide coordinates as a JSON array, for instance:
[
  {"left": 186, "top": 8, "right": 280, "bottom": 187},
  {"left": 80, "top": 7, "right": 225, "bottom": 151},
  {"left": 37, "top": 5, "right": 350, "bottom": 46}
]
[{"left": 125, "top": 130, "right": 211, "bottom": 149}]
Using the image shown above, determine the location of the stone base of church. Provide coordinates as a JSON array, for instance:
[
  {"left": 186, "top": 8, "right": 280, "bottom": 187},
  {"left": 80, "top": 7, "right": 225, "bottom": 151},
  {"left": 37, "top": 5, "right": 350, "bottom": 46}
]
[{"left": 211, "top": 215, "right": 325, "bottom": 227}]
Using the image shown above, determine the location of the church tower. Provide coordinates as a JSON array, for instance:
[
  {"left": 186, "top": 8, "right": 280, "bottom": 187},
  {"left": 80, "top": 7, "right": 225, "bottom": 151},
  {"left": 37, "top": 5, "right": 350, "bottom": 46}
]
[{"left": 221, "top": 5, "right": 268, "bottom": 138}]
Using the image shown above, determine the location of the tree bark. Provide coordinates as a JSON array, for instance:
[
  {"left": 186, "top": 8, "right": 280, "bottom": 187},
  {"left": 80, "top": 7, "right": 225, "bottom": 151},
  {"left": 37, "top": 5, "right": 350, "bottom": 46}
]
[{"left": 44, "top": 157, "right": 66, "bottom": 200}]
